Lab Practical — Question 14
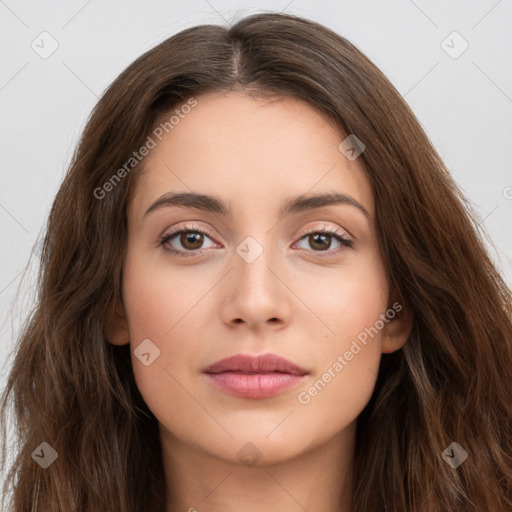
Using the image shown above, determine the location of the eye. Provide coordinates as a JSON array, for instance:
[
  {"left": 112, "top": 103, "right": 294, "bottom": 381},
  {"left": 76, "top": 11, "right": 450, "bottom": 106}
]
[
  {"left": 293, "top": 224, "right": 353, "bottom": 256},
  {"left": 159, "top": 223, "right": 353, "bottom": 258},
  {"left": 159, "top": 224, "right": 218, "bottom": 257}
]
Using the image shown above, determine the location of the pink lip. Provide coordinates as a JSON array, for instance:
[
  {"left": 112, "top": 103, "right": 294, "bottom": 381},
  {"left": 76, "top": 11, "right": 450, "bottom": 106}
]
[{"left": 203, "top": 353, "right": 308, "bottom": 399}]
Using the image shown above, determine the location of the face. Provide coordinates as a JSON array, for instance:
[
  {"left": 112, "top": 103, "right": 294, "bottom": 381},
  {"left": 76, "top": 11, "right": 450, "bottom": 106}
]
[{"left": 108, "top": 91, "right": 411, "bottom": 466}]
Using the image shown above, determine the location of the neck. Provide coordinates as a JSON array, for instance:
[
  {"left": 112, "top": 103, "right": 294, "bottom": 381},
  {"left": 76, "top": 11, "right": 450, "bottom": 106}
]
[{"left": 161, "top": 421, "right": 356, "bottom": 512}]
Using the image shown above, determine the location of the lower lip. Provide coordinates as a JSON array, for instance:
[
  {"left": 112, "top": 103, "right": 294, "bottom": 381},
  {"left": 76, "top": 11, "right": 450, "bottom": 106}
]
[{"left": 204, "top": 372, "right": 306, "bottom": 398}]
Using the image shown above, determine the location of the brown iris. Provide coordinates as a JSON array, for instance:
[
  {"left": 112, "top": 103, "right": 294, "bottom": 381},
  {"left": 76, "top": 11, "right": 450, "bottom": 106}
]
[
  {"left": 179, "top": 232, "right": 204, "bottom": 250},
  {"left": 308, "top": 233, "right": 332, "bottom": 251}
]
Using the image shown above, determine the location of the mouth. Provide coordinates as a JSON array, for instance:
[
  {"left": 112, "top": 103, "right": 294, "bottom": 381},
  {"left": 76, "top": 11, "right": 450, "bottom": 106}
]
[{"left": 202, "top": 353, "right": 309, "bottom": 399}]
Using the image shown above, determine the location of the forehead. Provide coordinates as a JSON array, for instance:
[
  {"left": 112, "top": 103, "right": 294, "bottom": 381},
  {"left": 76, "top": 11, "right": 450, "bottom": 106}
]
[{"left": 128, "top": 92, "right": 373, "bottom": 221}]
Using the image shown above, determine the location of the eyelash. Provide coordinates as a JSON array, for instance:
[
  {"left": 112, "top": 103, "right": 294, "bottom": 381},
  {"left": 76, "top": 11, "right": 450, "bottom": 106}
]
[{"left": 159, "top": 223, "right": 353, "bottom": 258}]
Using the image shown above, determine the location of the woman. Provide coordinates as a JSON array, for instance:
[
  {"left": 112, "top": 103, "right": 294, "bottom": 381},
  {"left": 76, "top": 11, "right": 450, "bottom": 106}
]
[{"left": 1, "top": 11, "right": 511, "bottom": 512}]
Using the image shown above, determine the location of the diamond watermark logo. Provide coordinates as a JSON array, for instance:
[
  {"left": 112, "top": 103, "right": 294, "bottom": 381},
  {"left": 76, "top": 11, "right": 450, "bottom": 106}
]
[
  {"left": 338, "top": 134, "right": 365, "bottom": 161},
  {"left": 442, "top": 441, "right": 468, "bottom": 468},
  {"left": 31, "top": 31, "right": 59, "bottom": 59},
  {"left": 32, "top": 442, "right": 58, "bottom": 469},
  {"left": 236, "top": 236, "right": 263, "bottom": 264},
  {"left": 134, "top": 338, "right": 161, "bottom": 366},
  {"left": 441, "top": 31, "right": 469, "bottom": 60},
  {"left": 237, "top": 442, "right": 262, "bottom": 467}
]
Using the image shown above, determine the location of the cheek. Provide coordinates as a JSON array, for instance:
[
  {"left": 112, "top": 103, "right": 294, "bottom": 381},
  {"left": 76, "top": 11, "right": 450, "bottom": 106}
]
[
  {"left": 290, "top": 257, "right": 387, "bottom": 421},
  {"left": 122, "top": 247, "right": 200, "bottom": 342},
  {"left": 295, "top": 251, "right": 389, "bottom": 348},
  {"left": 290, "top": 285, "right": 386, "bottom": 448},
  {"left": 121, "top": 249, "right": 212, "bottom": 428}
]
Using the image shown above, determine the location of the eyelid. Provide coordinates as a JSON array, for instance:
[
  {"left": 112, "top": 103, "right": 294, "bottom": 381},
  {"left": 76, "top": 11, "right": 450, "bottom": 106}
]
[
  {"left": 161, "top": 222, "right": 217, "bottom": 241},
  {"left": 298, "top": 222, "right": 350, "bottom": 240}
]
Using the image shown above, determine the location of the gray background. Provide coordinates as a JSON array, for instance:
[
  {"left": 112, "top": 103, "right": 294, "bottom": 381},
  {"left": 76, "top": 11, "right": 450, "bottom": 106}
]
[{"left": 1, "top": 0, "right": 511, "bottom": 486}]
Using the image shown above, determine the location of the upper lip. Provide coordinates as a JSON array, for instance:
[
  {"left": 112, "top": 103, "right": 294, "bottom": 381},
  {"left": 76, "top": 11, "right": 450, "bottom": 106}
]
[{"left": 203, "top": 353, "right": 308, "bottom": 376}]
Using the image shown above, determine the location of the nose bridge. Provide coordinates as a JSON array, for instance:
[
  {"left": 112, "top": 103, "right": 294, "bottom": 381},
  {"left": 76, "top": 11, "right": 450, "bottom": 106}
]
[
  {"left": 220, "top": 231, "right": 291, "bottom": 328},
  {"left": 231, "top": 204, "right": 278, "bottom": 280},
  {"left": 235, "top": 233, "right": 278, "bottom": 294}
]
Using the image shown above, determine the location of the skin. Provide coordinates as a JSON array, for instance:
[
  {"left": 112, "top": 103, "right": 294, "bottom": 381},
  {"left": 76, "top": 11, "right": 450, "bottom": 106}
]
[{"left": 107, "top": 91, "right": 413, "bottom": 512}]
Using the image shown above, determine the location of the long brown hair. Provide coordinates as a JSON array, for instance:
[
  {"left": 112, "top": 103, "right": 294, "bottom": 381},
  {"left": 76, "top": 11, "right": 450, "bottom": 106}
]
[{"left": 1, "top": 11, "right": 511, "bottom": 512}]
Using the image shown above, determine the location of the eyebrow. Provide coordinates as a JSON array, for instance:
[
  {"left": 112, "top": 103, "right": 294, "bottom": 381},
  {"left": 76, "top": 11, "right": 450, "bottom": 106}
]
[{"left": 143, "top": 191, "right": 370, "bottom": 219}]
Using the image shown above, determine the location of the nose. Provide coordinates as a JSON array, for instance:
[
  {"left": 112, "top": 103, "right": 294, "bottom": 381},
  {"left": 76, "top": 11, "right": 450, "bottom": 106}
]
[{"left": 219, "top": 237, "right": 293, "bottom": 332}]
